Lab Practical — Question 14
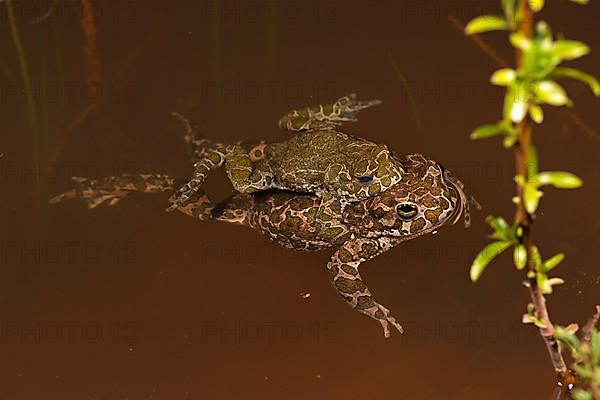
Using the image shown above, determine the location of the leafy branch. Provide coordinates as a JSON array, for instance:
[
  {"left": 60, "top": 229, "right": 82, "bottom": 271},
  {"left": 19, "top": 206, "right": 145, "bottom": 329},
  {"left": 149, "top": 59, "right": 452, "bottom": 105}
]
[{"left": 464, "top": 0, "right": 600, "bottom": 393}]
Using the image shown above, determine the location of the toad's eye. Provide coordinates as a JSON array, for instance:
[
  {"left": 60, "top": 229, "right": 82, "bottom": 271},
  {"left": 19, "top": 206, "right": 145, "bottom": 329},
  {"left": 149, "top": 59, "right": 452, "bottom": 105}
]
[
  {"left": 396, "top": 203, "right": 418, "bottom": 220},
  {"left": 356, "top": 176, "right": 373, "bottom": 186}
]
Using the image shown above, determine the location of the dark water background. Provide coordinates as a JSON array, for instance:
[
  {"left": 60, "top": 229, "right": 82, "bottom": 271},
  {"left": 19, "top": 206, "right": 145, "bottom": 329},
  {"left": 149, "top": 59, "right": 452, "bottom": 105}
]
[{"left": 1, "top": 0, "right": 599, "bottom": 399}]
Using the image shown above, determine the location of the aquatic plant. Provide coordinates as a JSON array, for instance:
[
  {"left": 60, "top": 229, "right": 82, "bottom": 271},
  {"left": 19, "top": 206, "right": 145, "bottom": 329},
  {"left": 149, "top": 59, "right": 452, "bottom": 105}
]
[{"left": 464, "top": 0, "right": 600, "bottom": 395}]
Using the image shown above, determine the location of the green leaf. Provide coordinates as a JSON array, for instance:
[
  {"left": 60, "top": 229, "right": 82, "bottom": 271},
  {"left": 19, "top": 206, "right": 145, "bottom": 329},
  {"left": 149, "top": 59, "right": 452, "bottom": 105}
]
[
  {"left": 534, "top": 81, "right": 571, "bottom": 106},
  {"left": 536, "top": 171, "right": 583, "bottom": 188},
  {"left": 528, "top": 0, "right": 544, "bottom": 12},
  {"left": 591, "top": 330, "right": 600, "bottom": 364},
  {"left": 510, "top": 32, "right": 532, "bottom": 51},
  {"left": 572, "top": 389, "right": 592, "bottom": 400},
  {"left": 541, "top": 253, "right": 565, "bottom": 272},
  {"left": 486, "top": 216, "right": 515, "bottom": 241},
  {"left": 470, "top": 241, "right": 512, "bottom": 282},
  {"left": 550, "top": 67, "right": 600, "bottom": 96},
  {"left": 546, "top": 277, "right": 565, "bottom": 293},
  {"left": 523, "top": 183, "right": 542, "bottom": 214},
  {"left": 470, "top": 123, "right": 515, "bottom": 140},
  {"left": 491, "top": 68, "right": 517, "bottom": 86},
  {"left": 513, "top": 244, "right": 527, "bottom": 270},
  {"left": 555, "top": 326, "right": 582, "bottom": 350},
  {"left": 552, "top": 40, "right": 590, "bottom": 60},
  {"left": 503, "top": 133, "right": 518, "bottom": 148},
  {"left": 531, "top": 245, "right": 542, "bottom": 268},
  {"left": 527, "top": 146, "right": 538, "bottom": 180},
  {"left": 535, "top": 21, "right": 552, "bottom": 41},
  {"left": 504, "top": 84, "right": 528, "bottom": 123},
  {"left": 567, "top": 0, "right": 589, "bottom": 4},
  {"left": 465, "top": 15, "right": 510, "bottom": 35},
  {"left": 501, "top": 0, "right": 517, "bottom": 26},
  {"left": 529, "top": 104, "right": 544, "bottom": 123}
]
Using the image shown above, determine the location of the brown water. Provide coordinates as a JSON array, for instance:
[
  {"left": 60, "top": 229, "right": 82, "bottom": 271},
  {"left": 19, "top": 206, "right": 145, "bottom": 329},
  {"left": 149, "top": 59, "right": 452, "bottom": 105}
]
[{"left": 1, "top": 0, "right": 599, "bottom": 399}]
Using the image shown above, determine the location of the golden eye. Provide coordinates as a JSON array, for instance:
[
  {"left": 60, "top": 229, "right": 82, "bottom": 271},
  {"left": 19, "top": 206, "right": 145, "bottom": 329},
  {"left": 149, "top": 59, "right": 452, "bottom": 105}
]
[{"left": 396, "top": 203, "right": 418, "bottom": 220}]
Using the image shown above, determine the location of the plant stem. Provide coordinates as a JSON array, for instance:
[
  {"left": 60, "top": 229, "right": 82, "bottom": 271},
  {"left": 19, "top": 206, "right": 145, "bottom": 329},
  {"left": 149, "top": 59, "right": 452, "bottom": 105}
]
[{"left": 514, "top": 0, "right": 567, "bottom": 376}]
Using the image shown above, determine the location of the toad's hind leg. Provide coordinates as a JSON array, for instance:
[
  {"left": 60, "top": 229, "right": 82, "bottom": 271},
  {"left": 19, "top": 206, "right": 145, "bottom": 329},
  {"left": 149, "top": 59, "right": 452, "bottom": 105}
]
[
  {"left": 168, "top": 113, "right": 271, "bottom": 211},
  {"left": 49, "top": 174, "right": 177, "bottom": 209},
  {"left": 328, "top": 237, "right": 404, "bottom": 338},
  {"left": 277, "top": 93, "right": 382, "bottom": 131},
  {"left": 167, "top": 113, "right": 227, "bottom": 212},
  {"left": 172, "top": 112, "right": 224, "bottom": 164}
]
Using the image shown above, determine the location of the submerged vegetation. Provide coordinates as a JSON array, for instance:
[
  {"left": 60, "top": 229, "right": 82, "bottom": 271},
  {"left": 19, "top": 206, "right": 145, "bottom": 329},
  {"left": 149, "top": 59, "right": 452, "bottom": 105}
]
[{"left": 464, "top": 0, "right": 600, "bottom": 396}]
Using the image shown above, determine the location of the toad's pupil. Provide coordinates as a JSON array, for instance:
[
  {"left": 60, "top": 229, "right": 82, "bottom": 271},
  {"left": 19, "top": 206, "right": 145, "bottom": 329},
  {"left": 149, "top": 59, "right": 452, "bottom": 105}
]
[
  {"left": 357, "top": 176, "right": 373, "bottom": 185},
  {"left": 399, "top": 204, "right": 415, "bottom": 213}
]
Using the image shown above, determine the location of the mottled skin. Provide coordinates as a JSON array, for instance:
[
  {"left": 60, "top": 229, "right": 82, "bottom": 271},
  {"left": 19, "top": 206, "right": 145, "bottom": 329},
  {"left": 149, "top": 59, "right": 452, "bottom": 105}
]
[
  {"left": 50, "top": 152, "right": 477, "bottom": 338},
  {"left": 166, "top": 94, "right": 403, "bottom": 212}
]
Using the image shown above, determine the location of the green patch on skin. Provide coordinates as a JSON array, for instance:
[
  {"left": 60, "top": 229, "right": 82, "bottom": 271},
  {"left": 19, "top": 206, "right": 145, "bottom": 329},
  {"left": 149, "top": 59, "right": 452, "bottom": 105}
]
[
  {"left": 230, "top": 169, "right": 250, "bottom": 182},
  {"left": 356, "top": 296, "right": 376, "bottom": 310},
  {"left": 425, "top": 208, "right": 443, "bottom": 223},
  {"left": 269, "top": 210, "right": 283, "bottom": 223},
  {"left": 370, "top": 207, "right": 386, "bottom": 219},
  {"left": 358, "top": 242, "right": 378, "bottom": 259},
  {"left": 292, "top": 118, "right": 306, "bottom": 129},
  {"left": 250, "top": 174, "right": 262, "bottom": 183},
  {"left": 323, "top": 226, "right": 344, "bottom": 239},
  {"left": 421, "top": 194, "right": 438, "bottom": 208},
  {"left": 281, "top": 215, "right": 303, "bottom": 231},
  {"left": 338, "top": 247, "right": 354, "bottom": 263},
  {"left": 335, "top": 276, "right": 367, "bottom": 294},
  {"left": 438, "top": 197, "right": 450, "bottom": 210},
  {"left": 340, "top": 264, "right": 358, "bottom": 275},
  {"left": 368, "top": 182, "right": 381, "bottom": 196},
  {"left": 328, "top": 164, "right": 343, "bottom": 180},
  {"left": 321, "top": 211, "right": 335, "bottom": 221},
  {"left": 207, "top": 152, "right": 223, "bottom": 164},
  {"left": 334, "top": 232, "right": 353, "bottom": 246},
  {"left": 289, "top": 197, "right": 314, "bottom": 211},
  {"left": 410, "top": 217, "right": 426, "bottom": 233},
  {"left": 354, "top": 159, "right": 369, "bottom": 174}
]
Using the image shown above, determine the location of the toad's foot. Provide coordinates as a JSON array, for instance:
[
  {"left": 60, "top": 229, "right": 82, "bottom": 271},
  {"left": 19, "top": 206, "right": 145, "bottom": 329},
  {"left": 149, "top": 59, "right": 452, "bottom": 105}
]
[
  {"left": 167, "top": 189, "right": 215, "bottom": 221},
  {"left": 327, "top": 238, "right": 404, "bottom": 338},
  {"left": 50, "top": 174, "right": 176, "bottom": 208},
  {"left": 361, "top": 302, "right": 404, "bottom": 338},
  {"left": 278, "top": 93, "right": 382, "bottom": 131}
]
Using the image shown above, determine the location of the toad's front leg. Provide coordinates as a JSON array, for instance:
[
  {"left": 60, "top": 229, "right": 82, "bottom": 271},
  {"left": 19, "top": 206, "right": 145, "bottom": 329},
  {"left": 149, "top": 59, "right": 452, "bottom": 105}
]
[{"left": 327, "top": 238, "right": 403, "bottom": 338}]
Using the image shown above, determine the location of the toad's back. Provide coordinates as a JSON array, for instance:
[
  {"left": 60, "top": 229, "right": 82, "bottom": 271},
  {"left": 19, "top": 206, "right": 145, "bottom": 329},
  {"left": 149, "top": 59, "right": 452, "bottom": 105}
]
[{"left": 265, "top": 130, "right": 398, "bottom": 195}]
